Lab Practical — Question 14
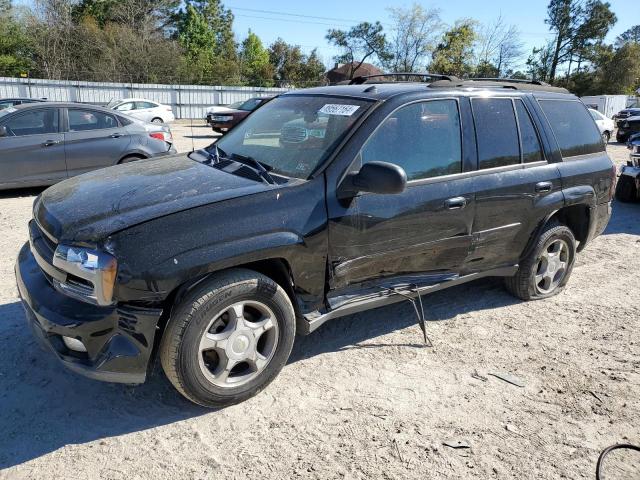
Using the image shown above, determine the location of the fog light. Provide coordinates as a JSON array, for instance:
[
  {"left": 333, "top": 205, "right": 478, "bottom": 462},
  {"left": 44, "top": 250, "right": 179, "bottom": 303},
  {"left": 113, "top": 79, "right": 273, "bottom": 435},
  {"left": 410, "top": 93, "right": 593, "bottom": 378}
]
[{"left": 62, "top": 336, "right": 87, "bottom": 353}]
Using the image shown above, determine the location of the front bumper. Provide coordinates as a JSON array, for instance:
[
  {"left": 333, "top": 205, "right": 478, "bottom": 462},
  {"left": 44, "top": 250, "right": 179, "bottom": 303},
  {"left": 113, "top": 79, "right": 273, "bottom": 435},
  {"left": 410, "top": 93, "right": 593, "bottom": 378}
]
[{"left": 15, "top": 243, "right": 163, "bottom": 384}]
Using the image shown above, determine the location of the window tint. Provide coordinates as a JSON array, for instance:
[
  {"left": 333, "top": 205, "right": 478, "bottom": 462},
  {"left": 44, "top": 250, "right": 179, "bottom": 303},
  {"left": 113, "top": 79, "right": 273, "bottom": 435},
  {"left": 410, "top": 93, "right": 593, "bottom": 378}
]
[
  {"left": 68, "top": 109, "right": 118, "bottom": 131},
  {"left": 473, "top": 98, "right": 520, "bottom": 169},
  {"left": 361, "top": 99, "right": 462, "bottom": 181},
  {"left": 115, "top": 102, "right": 134, "bottom": 111},
  {"left": 514, "top": 100, "right": 543, "bottom": 163},
  {"left": 136, "top": 101, "right": 156, "bottom": 109},
  {"left": 1, "top": 109, "right": 58, "bottom": 136},
  {"left": 539, "top": 100, "right": 604, "bottom": 157}
]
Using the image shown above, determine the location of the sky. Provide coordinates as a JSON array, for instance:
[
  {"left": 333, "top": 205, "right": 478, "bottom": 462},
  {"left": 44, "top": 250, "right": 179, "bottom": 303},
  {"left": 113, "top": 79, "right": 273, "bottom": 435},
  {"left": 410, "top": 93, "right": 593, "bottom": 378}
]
[{"left": 227, "top": 0, "right": 638, "bottom": 70}]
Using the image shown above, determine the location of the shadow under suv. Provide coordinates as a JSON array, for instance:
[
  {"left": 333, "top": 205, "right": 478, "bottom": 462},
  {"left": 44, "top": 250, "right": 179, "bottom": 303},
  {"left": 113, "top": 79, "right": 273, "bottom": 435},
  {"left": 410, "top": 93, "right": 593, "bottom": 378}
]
[{"left": 16, "top": 74, "right": 615, "bottom": 407}]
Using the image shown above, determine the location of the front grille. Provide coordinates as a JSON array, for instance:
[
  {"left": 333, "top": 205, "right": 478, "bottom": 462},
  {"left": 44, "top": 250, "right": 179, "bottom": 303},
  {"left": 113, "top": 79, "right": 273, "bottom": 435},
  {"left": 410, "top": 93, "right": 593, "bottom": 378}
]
[
  {"left": 29, "top": 221, "right": 56, "bottom": 264},
  {"left": 281, "top": 125, "right": 308, "bottom": 143}
]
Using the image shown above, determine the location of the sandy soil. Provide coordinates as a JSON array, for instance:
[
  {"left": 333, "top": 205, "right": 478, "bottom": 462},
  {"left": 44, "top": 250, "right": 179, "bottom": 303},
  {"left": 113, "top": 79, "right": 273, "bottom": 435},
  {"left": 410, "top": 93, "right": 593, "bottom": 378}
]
[{"left": 0, "top": 141, "right": 638, "bottom": 480}]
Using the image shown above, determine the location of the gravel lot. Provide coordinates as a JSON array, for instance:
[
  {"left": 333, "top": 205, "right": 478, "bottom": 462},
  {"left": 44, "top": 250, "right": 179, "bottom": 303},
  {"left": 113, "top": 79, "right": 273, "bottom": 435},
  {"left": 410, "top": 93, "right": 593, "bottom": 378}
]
[{"left": 0, "top": 135, "right": 638, "bottom": 479}]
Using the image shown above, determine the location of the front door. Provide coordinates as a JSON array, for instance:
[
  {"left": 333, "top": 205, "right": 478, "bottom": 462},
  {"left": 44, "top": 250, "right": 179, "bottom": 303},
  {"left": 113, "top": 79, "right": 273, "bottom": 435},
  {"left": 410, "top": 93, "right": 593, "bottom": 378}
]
[
  {"left": 327, "top": 98, "right": 475, "bottom": 290},
  {"left": 0, "top": 107, "right": 66, "bottom": 187},
  {"left": 63, "top": 107, "right": 131, "bottom": 176}
]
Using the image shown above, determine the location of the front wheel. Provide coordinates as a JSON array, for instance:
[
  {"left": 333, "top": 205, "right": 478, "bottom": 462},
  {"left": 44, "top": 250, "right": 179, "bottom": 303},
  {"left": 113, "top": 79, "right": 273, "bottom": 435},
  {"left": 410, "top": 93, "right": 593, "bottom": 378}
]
[
  {"left": 505, "top": 223, "right": 576, "bottom": 301},
  {"left": 159, "top": 269, "right": 296, "bottom": 408}
]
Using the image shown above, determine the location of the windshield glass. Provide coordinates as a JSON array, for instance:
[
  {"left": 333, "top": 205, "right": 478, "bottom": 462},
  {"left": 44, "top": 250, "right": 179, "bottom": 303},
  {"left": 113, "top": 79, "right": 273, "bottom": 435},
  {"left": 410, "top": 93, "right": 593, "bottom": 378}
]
[
  {"left": 213, "top": 95, "right": 373, "bottom": 179},
  {"left": 238, "top": 98, "right": 266, "bottom": 111}
]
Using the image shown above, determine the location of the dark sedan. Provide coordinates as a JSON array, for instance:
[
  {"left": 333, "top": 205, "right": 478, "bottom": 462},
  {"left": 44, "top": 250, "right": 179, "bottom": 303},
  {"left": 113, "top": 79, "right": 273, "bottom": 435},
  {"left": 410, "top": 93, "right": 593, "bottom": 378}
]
[
  {"left": 0, "top": 102, "right": 176, "bottom": 190},
  {"left": 209, "top": 96, "right": 274, "bottom": 133}
]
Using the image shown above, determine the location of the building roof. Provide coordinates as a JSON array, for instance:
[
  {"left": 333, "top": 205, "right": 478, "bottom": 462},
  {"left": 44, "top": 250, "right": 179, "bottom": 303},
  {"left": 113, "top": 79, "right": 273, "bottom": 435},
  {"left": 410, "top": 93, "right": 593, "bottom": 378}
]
[{"left": 326, "top": 62, "right": 384, "bottom": 84}]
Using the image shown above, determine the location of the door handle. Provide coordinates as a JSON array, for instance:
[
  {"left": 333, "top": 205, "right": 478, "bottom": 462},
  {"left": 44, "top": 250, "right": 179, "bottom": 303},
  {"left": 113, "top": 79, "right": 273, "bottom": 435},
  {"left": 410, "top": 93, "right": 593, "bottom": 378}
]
[
  {"left": 535, "top": 181, "right": 553, "bottom": 193},
  {"left": 110, "top": 133, "right": 124, "bottom": 138},
  {"left": 43, "top": 140, "right": 60, "bottom": 147},
  {"left": 444, "top": 196, "right": 467, "bottom": 210}
]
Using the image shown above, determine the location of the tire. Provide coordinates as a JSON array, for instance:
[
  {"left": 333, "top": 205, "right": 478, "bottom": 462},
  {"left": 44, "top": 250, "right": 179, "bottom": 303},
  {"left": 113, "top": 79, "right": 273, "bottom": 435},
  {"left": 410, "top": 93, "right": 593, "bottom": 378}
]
[
  {"left": 159, "top": 269, "right": 296, "bottom": 408},
  {"left": 615, "top": 175, "right": 638, "bottom": 203},
  {"left": 602, "top": 131, "right": 610, "bottom": 144},
  {"left": 151, "top": 117, "right": 164, "bottom": 124},
  {"left": 505, "top": 222, "right": 576, "bottom": 301},
  {"left": 119, "top": 155, "right": 144, "bottom": 164}
]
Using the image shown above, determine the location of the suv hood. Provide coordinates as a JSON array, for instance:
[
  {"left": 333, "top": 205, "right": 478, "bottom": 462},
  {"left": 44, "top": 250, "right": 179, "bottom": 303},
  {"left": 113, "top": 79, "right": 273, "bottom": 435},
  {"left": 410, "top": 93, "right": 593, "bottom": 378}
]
[{"left": 34, "top": 154, "right": 278, "bottom": 244}]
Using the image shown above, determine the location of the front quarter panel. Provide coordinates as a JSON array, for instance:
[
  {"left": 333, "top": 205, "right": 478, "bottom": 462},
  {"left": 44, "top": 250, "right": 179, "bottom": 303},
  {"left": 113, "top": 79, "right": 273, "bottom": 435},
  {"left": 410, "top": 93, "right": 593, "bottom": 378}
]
[{"left": 109, "top": 176, "right": 329, "bottom": 312}]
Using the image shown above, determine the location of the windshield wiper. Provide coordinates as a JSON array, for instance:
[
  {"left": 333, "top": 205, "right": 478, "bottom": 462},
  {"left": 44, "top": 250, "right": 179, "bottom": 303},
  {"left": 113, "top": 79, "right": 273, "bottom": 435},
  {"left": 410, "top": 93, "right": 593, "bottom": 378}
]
[{"left": 228, "top": 153, "right": 276, "bottom": 185}]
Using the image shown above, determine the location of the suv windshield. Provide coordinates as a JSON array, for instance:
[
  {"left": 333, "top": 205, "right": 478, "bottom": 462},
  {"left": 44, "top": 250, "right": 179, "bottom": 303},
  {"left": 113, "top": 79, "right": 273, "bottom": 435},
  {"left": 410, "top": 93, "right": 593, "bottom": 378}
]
[{"left": 214, "top": 95, "right": 372, "bottom": 179}]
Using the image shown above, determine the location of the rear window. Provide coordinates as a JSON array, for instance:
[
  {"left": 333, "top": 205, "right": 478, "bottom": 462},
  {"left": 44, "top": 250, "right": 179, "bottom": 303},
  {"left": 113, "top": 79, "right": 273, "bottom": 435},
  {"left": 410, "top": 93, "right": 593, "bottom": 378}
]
[{"left": 539, "top": 100, "right": 603, "bottom": 157}]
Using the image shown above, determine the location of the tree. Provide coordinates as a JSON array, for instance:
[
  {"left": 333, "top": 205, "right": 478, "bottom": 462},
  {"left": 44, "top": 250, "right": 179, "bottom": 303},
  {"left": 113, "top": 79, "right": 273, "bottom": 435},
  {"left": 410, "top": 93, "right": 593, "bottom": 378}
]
[
  {"left": 326, "top": 21, "right": 388, "bottom": 79},
  {"left": 0, "top": 0, "right": 33, "bottom": 76},
  {"left": 240, "top": 30, "right": 273, "bottom": 86},
  {"left": 526, "top": 41, "right": 555, "bottom": 81},
  {"left": 268, "top": 39, "right": 325, "bottom": 87},
  {"left": 430, "top": 20, "right": 477, "bottom": 77},
  {"left": 598, "top": 42, "right": 640, "bottom": 94},
  {"left": 384, "top": 3, "right": 442, "bottom": 73},
  {"left": 616, "top": 25, "right": 640, "bottom": 47},
  {"left": 475, "top": 16, "right": 524, "bottom": 77},
  {"left": 568, "top": 0, "right": 616, "bottom": 75}
]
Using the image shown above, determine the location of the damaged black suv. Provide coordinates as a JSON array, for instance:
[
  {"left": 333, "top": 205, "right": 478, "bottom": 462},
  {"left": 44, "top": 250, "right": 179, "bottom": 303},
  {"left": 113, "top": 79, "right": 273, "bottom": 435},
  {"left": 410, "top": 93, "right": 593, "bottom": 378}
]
[{"left": 16, "top": 74, "right": 615, "bottom": 407}]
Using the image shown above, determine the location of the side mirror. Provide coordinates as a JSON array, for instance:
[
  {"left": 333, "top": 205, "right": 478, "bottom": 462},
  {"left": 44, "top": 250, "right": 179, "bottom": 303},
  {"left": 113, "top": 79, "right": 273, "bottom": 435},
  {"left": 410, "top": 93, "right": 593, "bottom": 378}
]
[
  {"left": 338, "top": 161, "right": 407, "bottom": 199},
  {"left": 0, "top": 126, "right": 7, "bottom": 137}
]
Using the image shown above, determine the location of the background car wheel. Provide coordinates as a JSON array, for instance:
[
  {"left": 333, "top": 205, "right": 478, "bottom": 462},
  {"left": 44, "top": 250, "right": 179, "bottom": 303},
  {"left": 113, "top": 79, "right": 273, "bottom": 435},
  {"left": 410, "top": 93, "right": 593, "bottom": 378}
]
[
  {"left": 151, "top": 117, "right": 164, "bottom": 124},
  {"left": 505, "top": 222, "right": 576, "bottom": 301},
  {"left": 119, "top": 155, "right": 145, "bottom": 164},
  {"left": 615, "top": 175, "right": 638, "bottom": 202},
  {"left": 602, "top": 131, "right": 610, "bottom": 143},
  {"left": 159, "top": 269, "right": 296, "bottom": 408}
]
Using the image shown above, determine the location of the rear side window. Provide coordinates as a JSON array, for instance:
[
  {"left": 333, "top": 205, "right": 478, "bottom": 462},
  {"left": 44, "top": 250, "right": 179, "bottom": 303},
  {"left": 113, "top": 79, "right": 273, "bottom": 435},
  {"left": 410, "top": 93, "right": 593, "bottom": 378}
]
[
  {"left": 472, "top": 98, "right": 520, "bottom": 169},
  {"left": 1, "top": 109, "right": 58, "bottom": 136},
  {"left": 361, "top": 99, "right": 462, "bottom": 181},
  {"left": 68, "top": 109, "right": 119, "bottom": 131},
  {"left": 539, "top": 100, "right": 603, "bottom": 157},
  {"left": 514, "top": 100, "right": 543, "bottom": 163},
  {"left": 136, "top": 101, "right": 157, "bottom": 109}
]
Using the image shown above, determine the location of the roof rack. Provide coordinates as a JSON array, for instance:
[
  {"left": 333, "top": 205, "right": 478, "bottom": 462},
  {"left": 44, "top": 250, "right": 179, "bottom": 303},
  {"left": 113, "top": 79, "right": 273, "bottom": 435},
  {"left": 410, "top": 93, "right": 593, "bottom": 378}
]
[
  {"left": 428, "top": 77, "right": 569, "bottom": 93},
  {"left": 466, "top": 77, "right": 551, "bottom": 86},
  {"left": 348, "top": 72, "right": 460, "bottom": 85}
]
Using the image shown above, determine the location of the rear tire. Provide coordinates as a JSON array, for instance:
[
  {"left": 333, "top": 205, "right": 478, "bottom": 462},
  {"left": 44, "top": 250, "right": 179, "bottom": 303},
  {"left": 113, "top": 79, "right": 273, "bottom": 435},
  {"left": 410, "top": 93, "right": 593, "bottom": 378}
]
[
  {"left": 119, "top": 155, "right": 145, "bottom": 164},
  {"left": 151, "top": 117, "right": 164, "bottom": 124},
  {"left": 159, "top": 269, "right": 296, "bottom": 408},
  {"left": 602, "top": 131, "right": 610, "bottom": 144},
  {"left": 615, "top": 175, "right": 638, "bottom": 202},
  {"left": 505, "top": 222, "right": 576, "bottom": 301}
]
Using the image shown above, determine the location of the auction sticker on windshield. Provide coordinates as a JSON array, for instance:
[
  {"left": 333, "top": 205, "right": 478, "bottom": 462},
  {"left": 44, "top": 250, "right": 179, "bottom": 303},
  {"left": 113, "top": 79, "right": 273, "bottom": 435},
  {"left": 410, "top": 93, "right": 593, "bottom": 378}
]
[{"left": 319, "top": 104, "right": 360, "bottom": 116}]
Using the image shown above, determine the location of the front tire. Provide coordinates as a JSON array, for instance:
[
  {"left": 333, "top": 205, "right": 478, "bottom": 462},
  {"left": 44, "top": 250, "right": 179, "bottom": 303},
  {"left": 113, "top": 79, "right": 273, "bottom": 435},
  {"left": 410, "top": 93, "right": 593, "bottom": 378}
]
[
  {"left": 505, "top": 222, "right": 576, "bottom": 301},
  {"left": 159, "top": 269, "right": 296, "bottom": 408}
]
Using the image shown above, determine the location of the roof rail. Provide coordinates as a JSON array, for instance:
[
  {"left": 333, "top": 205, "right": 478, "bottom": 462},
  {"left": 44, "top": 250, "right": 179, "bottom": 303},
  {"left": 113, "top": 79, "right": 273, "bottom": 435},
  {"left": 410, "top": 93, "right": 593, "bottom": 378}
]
[
  {"left": 466, "top": 77, "right": 551, "bottom": 86},
  {"left": 349, "top": 72, "right": 460, "bottom": 85}
]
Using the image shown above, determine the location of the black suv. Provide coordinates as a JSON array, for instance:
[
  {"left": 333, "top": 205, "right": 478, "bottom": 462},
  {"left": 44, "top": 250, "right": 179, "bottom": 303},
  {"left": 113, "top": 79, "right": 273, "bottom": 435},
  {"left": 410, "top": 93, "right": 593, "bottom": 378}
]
[{"left": 16, "top": 75, "right": 615, "bottom": 407}]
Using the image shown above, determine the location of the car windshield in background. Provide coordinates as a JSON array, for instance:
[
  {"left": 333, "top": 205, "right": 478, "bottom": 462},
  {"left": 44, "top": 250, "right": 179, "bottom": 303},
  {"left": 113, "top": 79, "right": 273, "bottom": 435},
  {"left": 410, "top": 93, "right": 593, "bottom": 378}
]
[
  {"left": 238, "top": 98, "right": 266, "bottom": 111},
  {"left": 213, "top": 95, "right": 373, "bottom": 179}
]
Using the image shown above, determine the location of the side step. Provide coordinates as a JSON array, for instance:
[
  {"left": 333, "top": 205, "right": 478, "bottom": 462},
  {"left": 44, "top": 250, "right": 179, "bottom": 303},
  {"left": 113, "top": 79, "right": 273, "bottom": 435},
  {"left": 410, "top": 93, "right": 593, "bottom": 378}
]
[{"left": 299, "top": 266, "right": 517, "bottom": 335}]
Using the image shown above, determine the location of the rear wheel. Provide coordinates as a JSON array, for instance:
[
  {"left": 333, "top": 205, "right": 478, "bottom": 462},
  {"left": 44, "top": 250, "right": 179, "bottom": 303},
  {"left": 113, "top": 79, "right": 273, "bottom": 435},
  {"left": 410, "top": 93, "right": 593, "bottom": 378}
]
[
  {"left": 615, "top": 175, "right": 638, "bottom": 202},
  {"left": 151, "top": 117, "right": 164, "bottom": 124},
  {"left": 119, "top": 155, "right": 145, "bottom": 164},
  {"left": 602, "top": 131, "right": 610, "bottom": 144},
  {"left": 160, "top": 269, "right": 296, "bottom": 408},
  {"left": 505, "top": 222, "right": 576, "bottom": 301}
]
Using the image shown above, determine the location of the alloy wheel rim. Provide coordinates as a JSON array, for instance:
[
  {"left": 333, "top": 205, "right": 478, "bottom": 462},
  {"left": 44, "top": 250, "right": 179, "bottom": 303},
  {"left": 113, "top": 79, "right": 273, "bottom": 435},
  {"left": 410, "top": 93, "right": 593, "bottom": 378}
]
[
  {"left": 198, "top": 300, "right": 279, "bottom": 388},
  {"left": 535, "top": 239, "right": 570, "bottom": 294}
]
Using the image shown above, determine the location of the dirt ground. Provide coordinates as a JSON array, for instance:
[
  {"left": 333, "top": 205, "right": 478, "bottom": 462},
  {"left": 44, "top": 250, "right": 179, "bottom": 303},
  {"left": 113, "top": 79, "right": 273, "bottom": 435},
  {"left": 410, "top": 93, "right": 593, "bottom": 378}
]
[{"left": 0, "top": 137, "right": 638, "bottom": 480}]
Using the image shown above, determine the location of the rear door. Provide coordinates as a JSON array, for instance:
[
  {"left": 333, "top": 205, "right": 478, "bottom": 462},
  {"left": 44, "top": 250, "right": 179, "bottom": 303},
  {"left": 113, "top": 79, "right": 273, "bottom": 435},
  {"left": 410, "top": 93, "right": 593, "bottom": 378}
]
[
  {"left": 0, "top": 107, "right": 66, "bottom": 187},
  {"left": 327, "top": 97, "right": 476, "bottom": 290},
  {"left": 468, "top": 96, "right": 562, "bottom": 270},
  {"left": 63, "top": 107, "right": 131, "bottom": 176}
]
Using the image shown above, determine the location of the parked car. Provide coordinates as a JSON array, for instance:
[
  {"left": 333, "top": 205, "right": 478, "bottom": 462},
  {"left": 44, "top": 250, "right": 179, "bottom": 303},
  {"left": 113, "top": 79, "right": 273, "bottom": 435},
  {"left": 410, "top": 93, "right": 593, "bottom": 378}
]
[
  {"left": 0, "top": 102, "right": 176, "bottom": 190},
  {"left": 616, "top": 133, "right": 640, "bottom": 202},
  {"left": 209, "top": 96, "right": 273, "bottom": 133},
  {"left": 616, "top": 114, "right": 640, "bottom": 143},
  {"left": 614, "top": 107, "right": 640, "bottom": 121},
  {"left": 0, "top": 98, "right": 46, "bottom": 110},
  {"left": 589, "top": 108, "right": 615, "bottom": 143},
  {"left": 108, "top": 98, "right": 175, "bottom": 124},
  {"left": 204, "top": 100, "right": 244, "bottom": 125},
  {"left": 16, "top": 76, "right": 615, "bottom": 408}
]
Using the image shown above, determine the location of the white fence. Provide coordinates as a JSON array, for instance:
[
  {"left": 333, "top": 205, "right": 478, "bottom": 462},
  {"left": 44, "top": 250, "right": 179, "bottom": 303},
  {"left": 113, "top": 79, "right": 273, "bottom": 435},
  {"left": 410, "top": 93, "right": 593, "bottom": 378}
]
[{"left": 0, "top": 77, "right": 290, "bottom": 119}]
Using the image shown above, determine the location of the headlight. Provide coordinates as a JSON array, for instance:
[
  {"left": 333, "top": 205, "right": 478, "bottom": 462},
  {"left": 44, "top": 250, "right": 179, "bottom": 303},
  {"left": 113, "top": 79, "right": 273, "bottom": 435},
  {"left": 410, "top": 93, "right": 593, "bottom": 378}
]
[
  {"left": 53, "top": 244, "right": 117, "bottom": 306},
  {"left": 212, "top": 115, "right": 234, "bottom": 122}
]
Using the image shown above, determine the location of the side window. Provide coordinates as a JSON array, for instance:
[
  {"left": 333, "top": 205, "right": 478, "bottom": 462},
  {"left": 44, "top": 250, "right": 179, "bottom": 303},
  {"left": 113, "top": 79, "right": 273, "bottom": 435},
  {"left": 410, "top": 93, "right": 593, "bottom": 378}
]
[
  {"left": 68, "top": 109, "right": 118, "bottom": 131},
  {"left": 361, "top": 99, "right": 462, "bottom": 181},
  {"left": 514, "top": 100, "right": 543, "bottom": 163},
  {"left": 115, "top": 102, "right": 134, "bottom": 112},
  {"left": 539, "top": 100, "right": 604, "bottom": 157},
  {"left": 1, "top": 109, "right": 58, "bottom": 136},
  {"left": 472, "top": 98, "right": 520, "bottom": 169},
  {"left": 136, "top": 101, "right": 156, "bottom": 109}
]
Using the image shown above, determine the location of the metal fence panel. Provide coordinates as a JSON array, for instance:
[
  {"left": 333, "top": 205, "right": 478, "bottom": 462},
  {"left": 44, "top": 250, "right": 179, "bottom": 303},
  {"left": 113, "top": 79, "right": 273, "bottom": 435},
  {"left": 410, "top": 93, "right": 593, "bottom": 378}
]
[{"left": 0, "top": 77, "right": 290, "bottom": 119}]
